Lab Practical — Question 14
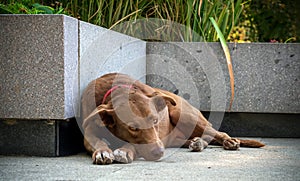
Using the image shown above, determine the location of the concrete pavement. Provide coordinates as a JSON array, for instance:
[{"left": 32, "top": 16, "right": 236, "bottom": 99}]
[{"left": 0, "top": 138, "right": 299, "bottom": 181}]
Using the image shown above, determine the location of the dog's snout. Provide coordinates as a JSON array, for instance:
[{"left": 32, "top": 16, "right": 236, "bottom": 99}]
[{"left": 151, "top": 146, "right": 165, "bottom": 158}]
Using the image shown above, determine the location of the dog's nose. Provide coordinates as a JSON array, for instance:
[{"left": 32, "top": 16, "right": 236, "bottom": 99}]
[{"left": 151, "top": 147, "right": 165, "bottom": 158}]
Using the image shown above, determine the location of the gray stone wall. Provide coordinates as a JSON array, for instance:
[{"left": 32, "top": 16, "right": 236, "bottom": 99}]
[
  {"left": 0, "top": 15, "right": 146, "bottom": 119},
  {"left": 1, "top": 15, "right": 297, "bottom": 119},
  {"left": 146, "top": 42, "right": 300, "bottom": 113}
]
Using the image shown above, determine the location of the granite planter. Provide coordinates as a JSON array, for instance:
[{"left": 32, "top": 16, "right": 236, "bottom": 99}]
[{"left": 0, "top": 14, "right": 299, "bottom": 156}]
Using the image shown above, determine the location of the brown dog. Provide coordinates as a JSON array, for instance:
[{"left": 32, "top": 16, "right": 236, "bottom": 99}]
[{"left": 81, "top": 73, "right": 264, "bottom": 164}]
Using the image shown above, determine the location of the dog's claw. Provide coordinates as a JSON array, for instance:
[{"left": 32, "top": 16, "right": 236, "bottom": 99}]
[
  {"left": 113, "top": 148, "right": 134, "bottom": 164},
  {"left": 93, "top": 150, "right": 114, "bottom": 165},
  {"left": 223, "top": 138, "right": 240, "bottom": 150},
  {"left": 189, "top": 137, "right": 208, "bottom": 152}
]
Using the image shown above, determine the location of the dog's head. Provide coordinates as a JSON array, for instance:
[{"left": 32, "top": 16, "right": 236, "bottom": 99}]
[{"left": 84, "top": 87, "right": 176, "bottom": 161}]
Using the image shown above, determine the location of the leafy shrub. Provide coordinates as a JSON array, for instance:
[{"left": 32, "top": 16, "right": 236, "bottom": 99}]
[
  {"left": 245, "top": 0, "right": 298, "bottom": 42},
  {"left": 0, "top": 0, "right": 67, "bottom": 14}
]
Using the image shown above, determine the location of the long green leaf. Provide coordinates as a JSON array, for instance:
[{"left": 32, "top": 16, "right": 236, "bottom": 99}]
[{"left": 210, "top": 17, "right": 235, "bottom": 111}]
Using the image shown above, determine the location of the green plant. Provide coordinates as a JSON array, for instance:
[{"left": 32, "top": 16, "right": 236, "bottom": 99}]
[
  {"left": 210, "top": 17, "right": 234, "bottom": 111},
  {"left": 0, "top": 0, "right": 67, "bottom": 14},
  {"left": 60, "top": 0, "right": 244, "bottom": 42}
]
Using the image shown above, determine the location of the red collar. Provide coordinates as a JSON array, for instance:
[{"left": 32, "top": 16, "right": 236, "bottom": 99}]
[{"left": 102, "top": 84, "right": 133, "bottom": 104}]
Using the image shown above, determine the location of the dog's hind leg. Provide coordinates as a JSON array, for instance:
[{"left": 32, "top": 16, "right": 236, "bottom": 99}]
[
  {"left": 166, "top": 96, "right": 241, "bottom": 150},
  {"left": 164, "top": 128, "right": 209, "bottom": 152},
  {"left": 201, "top": 127, "right": 241, "bottom": 150},
  {"left": 188, "top": 137, "right": 209, "bottom": 152},
  {"left": 166, "top": 137, "right": 208, "bottom": 152}
]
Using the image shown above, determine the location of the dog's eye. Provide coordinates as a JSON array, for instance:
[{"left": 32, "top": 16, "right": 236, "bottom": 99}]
[
  {"left": 153, "top": 119, "right": 158, "bottom": 125},
  {"left": 128, "top": 126, "right": 139, "bottom": 138},
  {"left": 129, "top": 126, "right": 139, "bottom": 131}
]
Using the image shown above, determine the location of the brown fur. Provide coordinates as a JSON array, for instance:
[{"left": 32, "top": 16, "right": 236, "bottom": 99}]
[{"left": 81, "top": 73, "right": 264, "bottom": 164}]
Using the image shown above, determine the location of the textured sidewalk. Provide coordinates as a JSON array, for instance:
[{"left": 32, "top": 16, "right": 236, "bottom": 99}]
[{"left": 0, "top": 138, "right": 299, "bottom": 181}]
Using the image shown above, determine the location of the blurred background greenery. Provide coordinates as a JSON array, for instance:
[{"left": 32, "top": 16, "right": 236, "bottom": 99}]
[{"left": 1, "top": 0, "right": 299, "bottom": 42}]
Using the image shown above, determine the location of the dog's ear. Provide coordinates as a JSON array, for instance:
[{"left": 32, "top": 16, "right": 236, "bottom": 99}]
[
  {"left": 83, "top": 103, "right": 115, "bottom": 128},
  {"left": 150, "top": 91, "right": 177, "bottom": 106},
  {"left": 152, "top": 96, "right": 167, "bottom": 112}
]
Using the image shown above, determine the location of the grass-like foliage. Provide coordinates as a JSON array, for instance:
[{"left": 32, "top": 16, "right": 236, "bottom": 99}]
[{"left": 63, "top": 0, "right": 244, "bottom": 42}]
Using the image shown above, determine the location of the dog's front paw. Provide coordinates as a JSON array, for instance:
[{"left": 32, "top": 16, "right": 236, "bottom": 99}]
[
  {"left": 92, "top": 149, "right": 114, "bottom": 165},
  {"left": 223, "top": 138, "right": 240, "bottom": 150},
  {"left": 113, "top": 148, "right": 135, "bottom": 164},
  {"left": 189, "top": 137, "right": 208, "bottom": 152}
]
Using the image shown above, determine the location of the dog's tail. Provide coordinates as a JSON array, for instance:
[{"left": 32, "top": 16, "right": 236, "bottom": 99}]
[{"left": 238, "top": 139, "right": 265, "bottom": 148}]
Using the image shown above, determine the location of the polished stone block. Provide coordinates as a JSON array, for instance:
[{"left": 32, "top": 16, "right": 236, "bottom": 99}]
[{"left": 0, "top": 15, "right": 78, "bottom": 119}]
